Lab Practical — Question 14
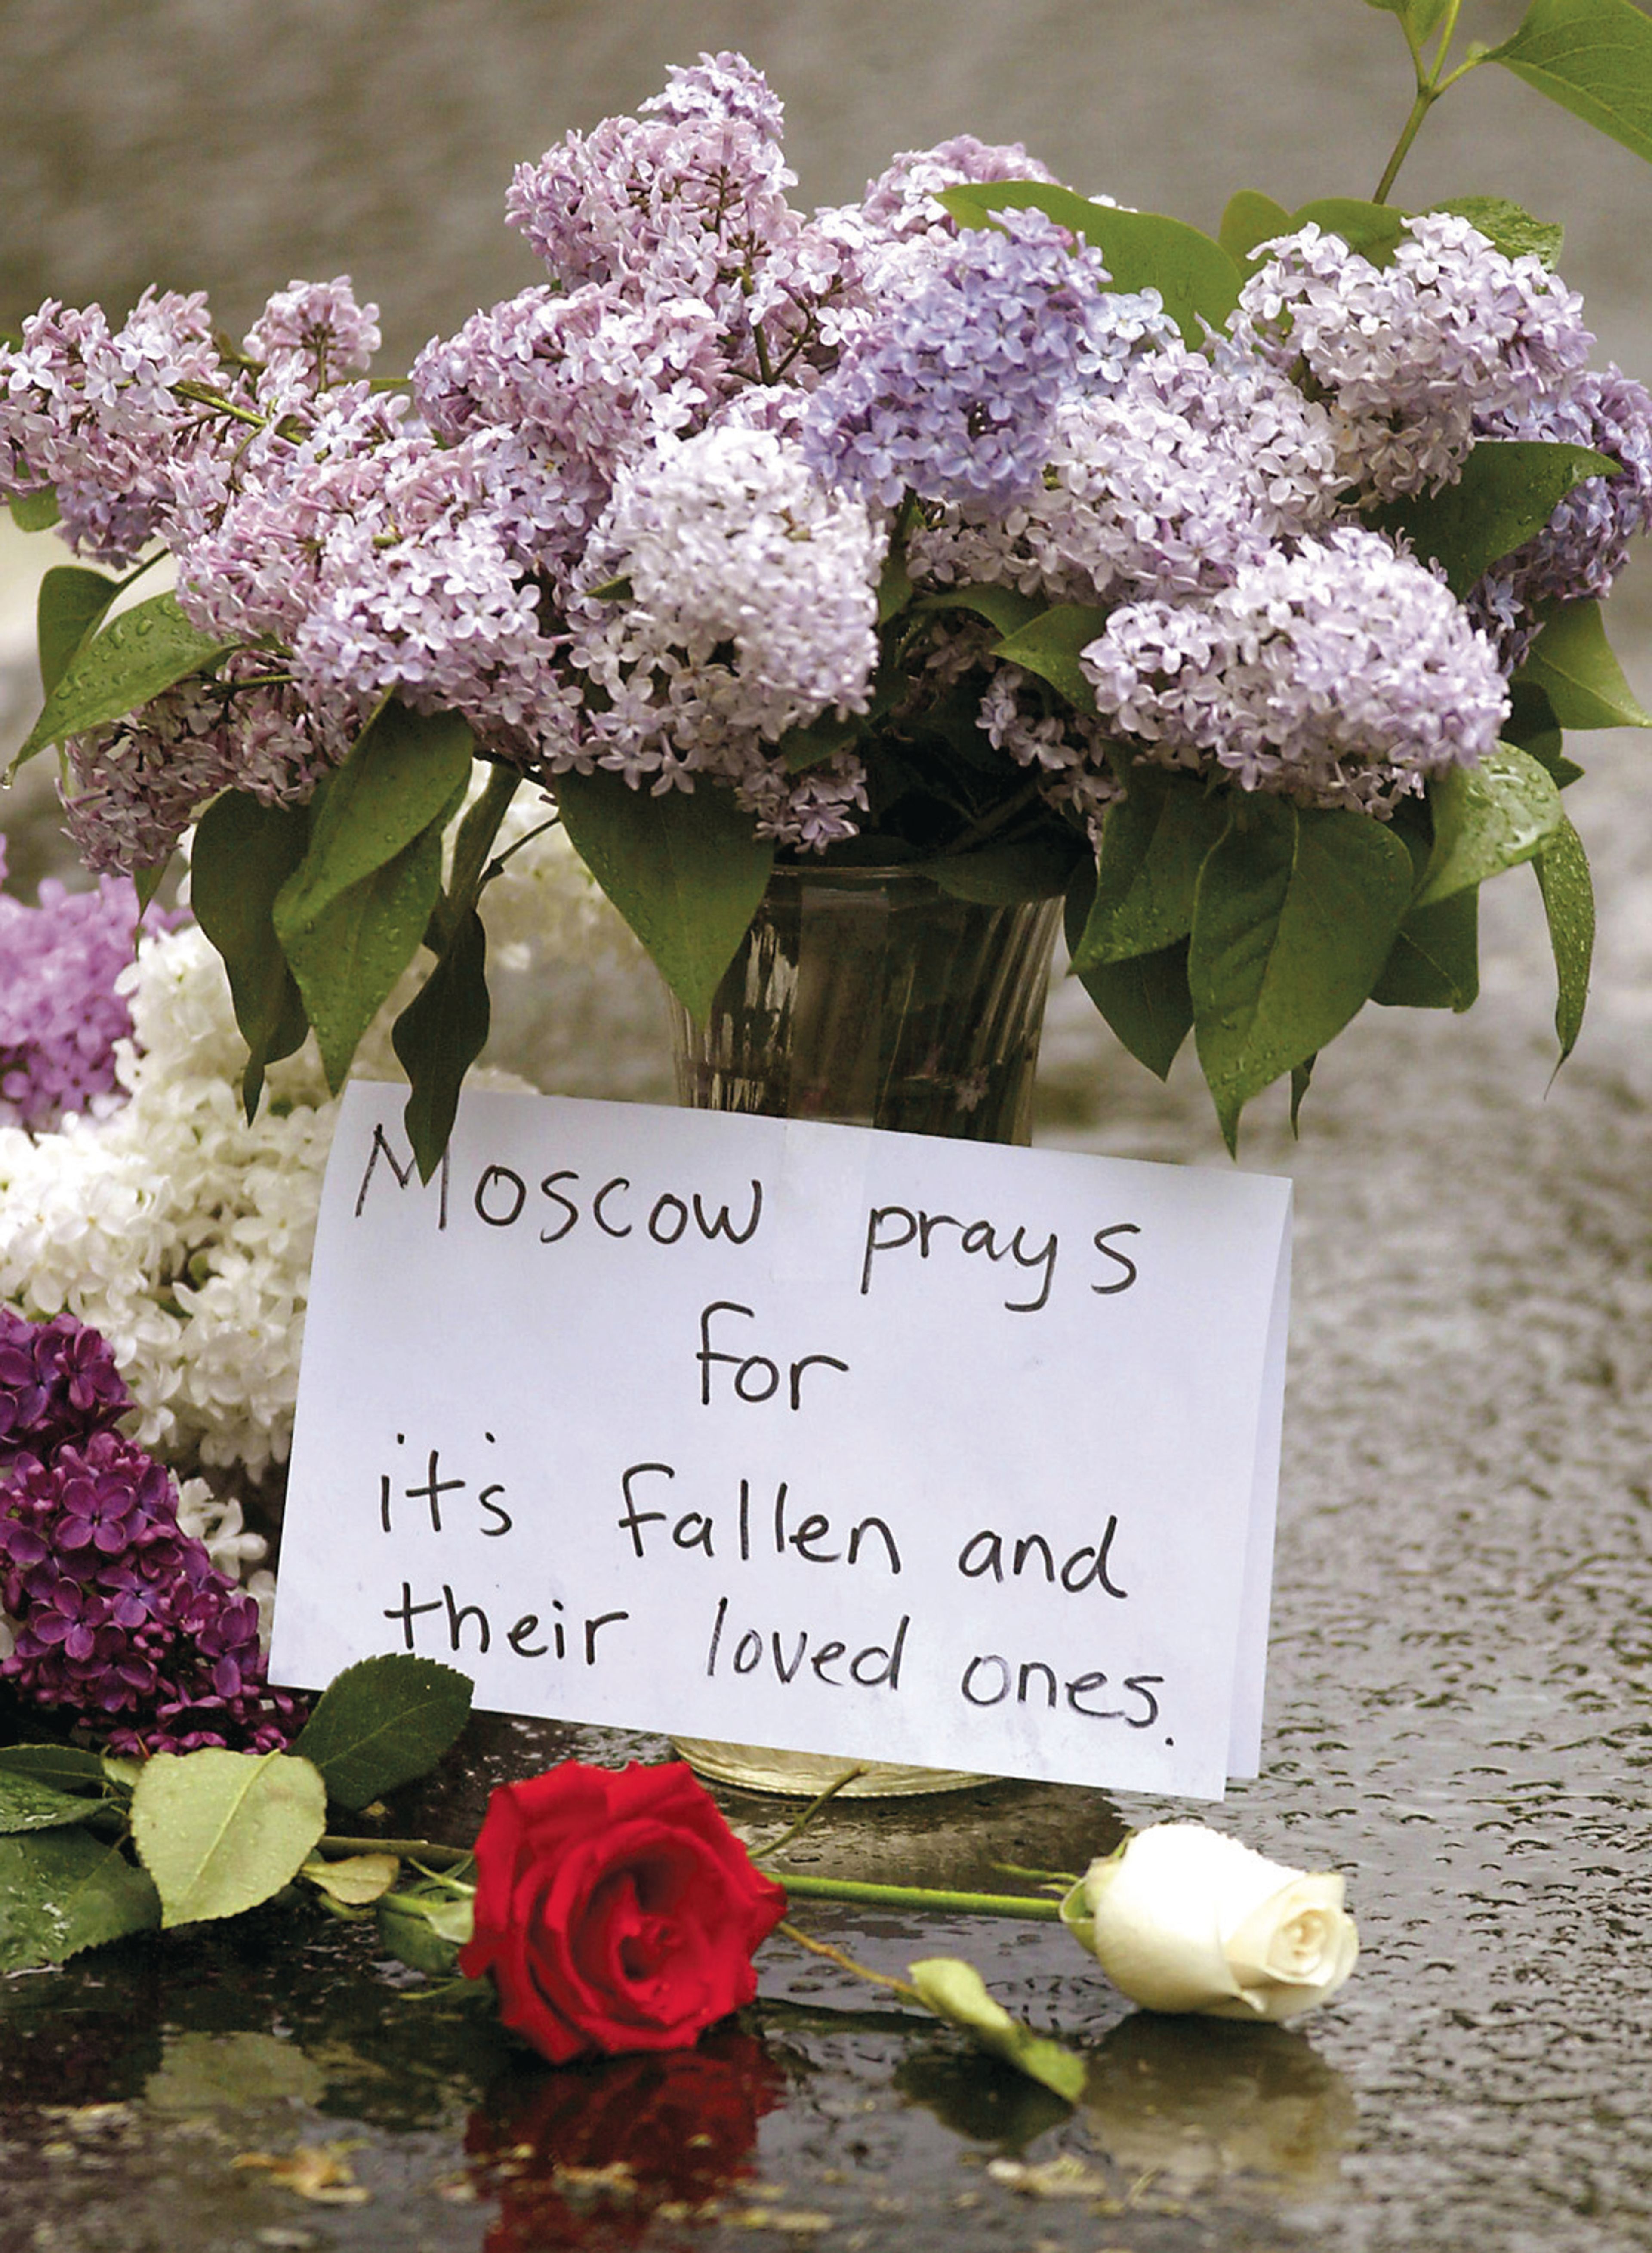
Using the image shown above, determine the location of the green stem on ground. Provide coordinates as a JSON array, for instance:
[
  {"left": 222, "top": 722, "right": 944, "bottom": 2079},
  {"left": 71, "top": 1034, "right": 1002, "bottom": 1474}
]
[
  {"left": 777, "top": 1873, "right": 1063, "bottom": 1921},
  {"left": 777, "top": 1920, "right": 924, "bottom": 2005},
  {"left": 319, "top": 1834, "right": 475, "bottom": 1870},
  {"left": 749, "top": 1766, "right": 870, "bottom": 1863},
  {"left": 317, "top": 1832, "right": 1060, "bottom": 1920}
]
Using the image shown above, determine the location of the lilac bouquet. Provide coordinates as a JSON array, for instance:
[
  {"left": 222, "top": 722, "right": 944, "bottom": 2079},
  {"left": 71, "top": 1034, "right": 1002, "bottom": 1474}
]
[{"left": 6, "top": 0, "right": 1652, "bottom": 1167}]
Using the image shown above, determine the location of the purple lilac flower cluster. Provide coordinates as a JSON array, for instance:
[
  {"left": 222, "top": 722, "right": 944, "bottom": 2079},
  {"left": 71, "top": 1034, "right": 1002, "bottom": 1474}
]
[
  {"left": 0, "top": 837, "right": 175, "bottom": 1128},
  {"left": 3, "top": 54, "right": 1652, "bottom": 859},
  {"left": 0, "top": 1307, "right": 301, "bottom": 1753},
  {"left": 1080, "top": 527, "right": 1511, "bottom": 813}
]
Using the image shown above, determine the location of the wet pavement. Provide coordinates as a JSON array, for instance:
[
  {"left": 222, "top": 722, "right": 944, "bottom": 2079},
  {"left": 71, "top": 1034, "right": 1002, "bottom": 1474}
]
[{"left": 5, "top": 3, "right": 1652, "bottom": 2249}]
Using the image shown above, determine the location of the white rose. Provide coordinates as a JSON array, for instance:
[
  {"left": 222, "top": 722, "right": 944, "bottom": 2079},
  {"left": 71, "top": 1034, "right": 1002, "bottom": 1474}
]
[{"left": 1060, "top": 1822, "right": 1358, "bottom": 2022}]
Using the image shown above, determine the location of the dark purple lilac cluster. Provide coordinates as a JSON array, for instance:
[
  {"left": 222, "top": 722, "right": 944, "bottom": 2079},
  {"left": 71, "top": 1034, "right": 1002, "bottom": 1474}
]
[{"left": 0, "top": 1306, "right": 301, "bottom": 1753}]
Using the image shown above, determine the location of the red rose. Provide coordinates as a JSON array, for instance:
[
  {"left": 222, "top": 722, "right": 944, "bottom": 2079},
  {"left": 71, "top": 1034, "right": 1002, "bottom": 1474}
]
[{"left": 459, "top": 1760, "right": 789, "bottom": 2063}]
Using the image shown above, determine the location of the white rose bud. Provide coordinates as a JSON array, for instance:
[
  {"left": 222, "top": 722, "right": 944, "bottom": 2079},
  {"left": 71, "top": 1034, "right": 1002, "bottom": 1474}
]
[{"left": 1060, "top": 1822, "right": 1358, "bottom": 2022}]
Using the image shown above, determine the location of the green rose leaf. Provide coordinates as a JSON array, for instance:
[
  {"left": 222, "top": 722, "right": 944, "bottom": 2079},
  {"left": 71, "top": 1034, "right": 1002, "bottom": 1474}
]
[
  {"left": 300, "top": 1852, "right": 401, "bottom": 1908},
  {"left": 1517, "top": 596, "right": 1652, "bottom": 728},
  {"left": 1072, "top": 772, "right": 1229, "bottom": 968},
  {"left": 1371, "top": 884, "right": 1481, "bottom": 1010},
  {"left": 129, "top": 1750, "right": 327, "bottom": 1928},
  {"left": 908, "top": 1957, "right": 1087, "bottom": 2103},
  {"left": 0, "top": 1772, "right": 112, "bottom": 1835},
  {"left": 1379, "top": 441, "right": 1615, "bottom": 595},
  {"left": 555, "top": 766, "right": 774, "bottom": 1022},
  {"left": 13, "top": 589, "right": 241, "bottom": 770},
  {"left": 1190, "top": 799, "right": 1414, "bottom": 1150},
  {"left": 191, "top": 789, "right": 314, "bottom": 1117},
  {"left": 1489, "top": 0, "right": 1652, "bottom": 167},
  {"left": 990, "top": 603, "right": 1110, "bottom": 715},
  {"left": 290, "top": 1654, "right": 473, "bottom": 1811},
  {"left": 1430, "top": 193, "right": 1564, "bottom": 266},
  {"left": 936, "top": 182, "right": 1242, "bottom": 345},
  {"left": 0, "top": 1830, "right": 161, "bottom": 1972},
  {"left": 391, "top": 905, "right": 491, "bottom": 1183},
  {"left": 1533, "top": 812, "right": 1596, "bottom": 1061},
  {"left": 10, "top": 485, "right": 61, "bottom": 533},
  {"left": 1219, "top": 189, "right": 1293, "bottom": 263},
  {"left": 37, "top": 564, "right": 120, "bottom": 698},
  {"left": 376, "top": 1891, "right": 471, "bottom": 1977},
  {"left": 0, "top": 1744, "right": 108, "bottom": 1792},
  {"left": 1415, "top": 742, "right": 1566, "bottom": 906}
]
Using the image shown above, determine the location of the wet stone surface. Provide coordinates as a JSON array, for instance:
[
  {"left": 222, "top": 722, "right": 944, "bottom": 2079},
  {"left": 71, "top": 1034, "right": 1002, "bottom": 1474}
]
[{"left": 5, "top": 3, "right": 1652, "bottom": 2248}]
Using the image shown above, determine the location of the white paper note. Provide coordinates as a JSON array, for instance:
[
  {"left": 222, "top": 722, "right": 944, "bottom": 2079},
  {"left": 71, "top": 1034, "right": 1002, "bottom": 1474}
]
[{"left": 271, "top": 1085, "right": 1292, "bottom": 1799}]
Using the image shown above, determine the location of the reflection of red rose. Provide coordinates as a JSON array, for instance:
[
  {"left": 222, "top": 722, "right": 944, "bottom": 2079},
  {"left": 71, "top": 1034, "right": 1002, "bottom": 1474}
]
[
  {"left": 459, "top": 1760, "right": 788, "bottom": 2064},
  {"left": 465, "top": 2030, "right": 786, "bottom": 2250}
]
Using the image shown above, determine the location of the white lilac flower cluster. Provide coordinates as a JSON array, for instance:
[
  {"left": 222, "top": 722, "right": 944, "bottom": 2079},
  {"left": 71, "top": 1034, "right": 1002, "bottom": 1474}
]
[
  {"left": 0, "top": 804, "right": 662, "bottom": 1491},
  {"left": 3, "top": 53, "right": 1650, "bottom": 861}
]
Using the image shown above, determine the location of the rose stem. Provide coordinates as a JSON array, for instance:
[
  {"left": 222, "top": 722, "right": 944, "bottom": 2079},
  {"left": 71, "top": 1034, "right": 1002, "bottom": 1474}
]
[
  {"left": 776, "top": 1920, "right": 924, "bottom": 2005},
  {"left": 776, "top": 1873, "right": 1062, "bottom": 1920},
  {"left": 748, "top": 1766, "right": 871, "bottom": 1863},
  {"left": 319, "top": 1836, "right": 473, "bottom": 1869}
]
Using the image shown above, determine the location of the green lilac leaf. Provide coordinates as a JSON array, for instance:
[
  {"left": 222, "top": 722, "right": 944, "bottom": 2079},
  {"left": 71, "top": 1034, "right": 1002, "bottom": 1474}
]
[
  {"left": 9, "top": 486, "right": 61, "bottom": 532},
  {"left": 275, "top": 810, "right": 451, "bottom": 1093},
  {"left": 914, "top": 582, "right": 1046, "bottom": 640},
  {"left": 1219, "top": 189, "right": 1293, "bottom": 263},
  {"left": 1066, "top": 865, "right": 1194, "bottom": 1079},
  {"left": 1290, "top": 1054, "right": 1316, "bottom": 1133},
  {"left": 1371, "top": 884, "right": 1481, "bottom": 1009},
  {"left": 1363, "top": 0, "right": 1452, "bottom": 30},
  {"left": 37, "top": 565, "right": 120, "bottom": 697},
  {"left": 877, "top": 540, "right": 915, "bottom": 623},
  {"left": 13, "top": 589, "right": 240, "bottom": 770},
  {"left": 556, "top": 766, "right": 774, "bottom": 1021},
  {"left": 274, "top": 701, "right": 475, "bottom": 924},
  {"left": 129, "top": 1750, "right": 327, "bottom": 1928},
  {"left": 1533, "top": 812, "right": 1595, "bottom": 1060},
  {"left": 929, "top": 825, "right": 1086, "bottom": 903},
  {"left": 0, "top": 1830, "right": 160, "bottom": 1971},
  {"left": 391, "top": 905, "right": 491, "bottom": 1183},
  {"left": 936, "top": 181, "right": 1242, "bottom": 344},
  {"left": 777, "top": 710, "right": 866, "bottom": 775},
  {"left": 1377, "top": 440, "right": 1614, "bottom": 595},
  {"left": 1290, "top": 197, "right": 1411, "bottom": 265},
  {"left": 1517, "top": 595, "right": 1652, "bottom": 727},
  {"left": 291, "top": 1654, "right": 473, "bottom": 1811},
  {"left": 191, "top": 789, "right": 313, "bottom": 1117},
  {"left": 1072, "top": 772, "right": 1228, "bottom": 967},
  {"left": 1430, "top": 194, "right": 1563, "bottom": 266},
  {"left": 1415, "top": 743, "right": 1565, "bottom": 906},
  {"left": 908, "top": 1957, "right": 1086, "bottom": 2103},
  {"left": 1079, "top": 939, "right": 1196, "bottom": 1081},
  {"left": 1190, "top": 799, "right": 1414, "bottom": 1150},
  {"left": 1489, "top": 0, "right": 1652, "bottom": 167},
  {"left": 990, "top": 603, "right": 1110, "bottom": 714},
  {"left": 0, "top": 1773, "right": 111, "bottom": 1835}
]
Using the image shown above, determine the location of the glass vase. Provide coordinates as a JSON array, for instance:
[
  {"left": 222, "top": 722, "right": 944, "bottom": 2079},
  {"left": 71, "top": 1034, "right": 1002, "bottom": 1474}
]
[{"left": 664, "top": 864, "right": 1063, "bottom": 1796}]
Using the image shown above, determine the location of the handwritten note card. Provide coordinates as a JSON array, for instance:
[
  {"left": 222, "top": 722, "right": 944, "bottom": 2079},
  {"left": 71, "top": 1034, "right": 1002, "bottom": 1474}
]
[{"left": 271, "top": 1084, "right": 1291, "bottom": 1799}]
